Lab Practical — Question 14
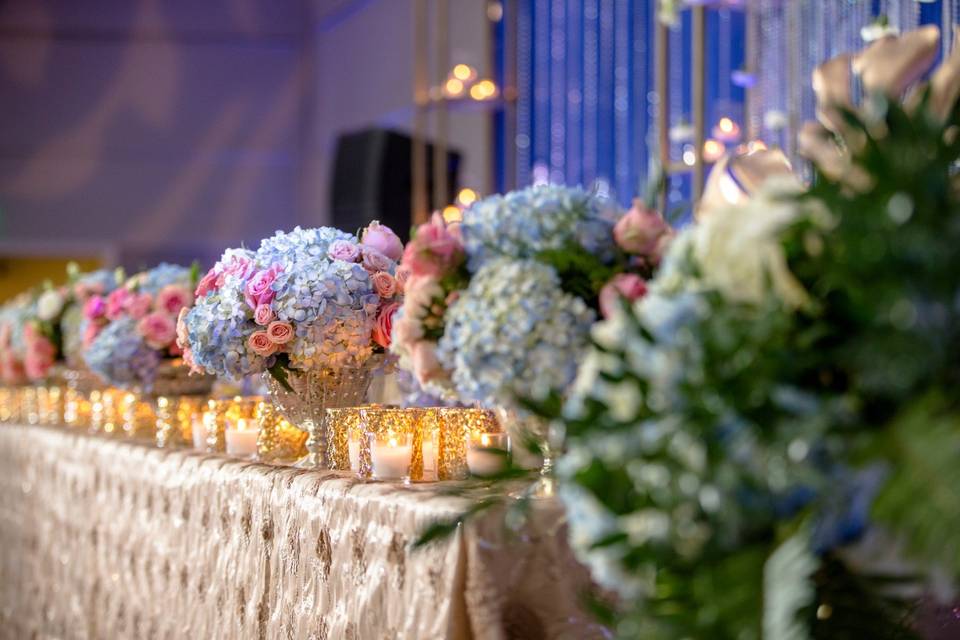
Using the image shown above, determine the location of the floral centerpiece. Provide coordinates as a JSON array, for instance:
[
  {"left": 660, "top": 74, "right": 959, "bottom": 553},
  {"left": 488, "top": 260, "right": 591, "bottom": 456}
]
[
  {"left": 181, "top": 222, "right": 403, "bottom": 386},
  {"left": 550, "top": 63, "right": 960, "bottom": 640},
  {"left": 0, "top": 267, "right": 120, "bottom": 384},
  {"left": 179, "top": 222, "right": 404, "bottom": 465},
  {"left": 0, "top": 294, "right": 33, "bottom": 385},
  {"left": 83, "top": 263, "right": 200, "bottom": 391},
  {"left": 391, "top": 184, "right": 674, "bottom": 410}
]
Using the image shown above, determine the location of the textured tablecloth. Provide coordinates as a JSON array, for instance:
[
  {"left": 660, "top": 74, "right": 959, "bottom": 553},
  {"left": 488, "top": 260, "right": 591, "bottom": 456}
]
[{"left": 0, "top": 424, "right": 605, "bottom": 640}]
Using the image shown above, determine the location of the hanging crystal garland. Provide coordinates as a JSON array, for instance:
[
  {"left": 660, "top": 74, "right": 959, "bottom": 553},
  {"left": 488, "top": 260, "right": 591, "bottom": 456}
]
[
  {"left": 515, "top": 0, "right": 532, "bottom": 188},
  {"left": 549, "top": 0, "right": 565, "bottom": 185},
  {"left": 565, "top": 0, "right": 582, "bottom": 187},
  {"left": 582, "top": 0, "right": 599, "bottom": 185},
  {"left": 613, "top": 0, "right": 630, "bottom": 199}
]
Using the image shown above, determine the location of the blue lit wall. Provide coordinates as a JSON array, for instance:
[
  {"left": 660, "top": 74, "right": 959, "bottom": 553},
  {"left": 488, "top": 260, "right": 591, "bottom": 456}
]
[{"left": 498, "top": 0, "right": 960, "bottom": 212}]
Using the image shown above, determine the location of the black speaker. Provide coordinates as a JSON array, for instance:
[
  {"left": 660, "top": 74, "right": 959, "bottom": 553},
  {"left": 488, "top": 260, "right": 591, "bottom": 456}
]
[{"left": 330, "top": 128, "right": 461, "bottom": 242}]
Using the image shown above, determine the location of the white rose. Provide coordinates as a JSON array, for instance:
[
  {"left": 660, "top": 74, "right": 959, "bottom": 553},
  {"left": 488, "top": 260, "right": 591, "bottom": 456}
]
[
  {"left": 693, "top": 183, "right": 809, "bottom": 309},
  {"left": 36, "top": 290, "right": 65, "bottom": 321}
]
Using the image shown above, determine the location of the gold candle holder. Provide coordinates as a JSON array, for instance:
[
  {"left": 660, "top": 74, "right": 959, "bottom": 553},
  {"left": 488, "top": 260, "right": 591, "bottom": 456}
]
[
  {"left": 155, "top": 396, "right": 204, "bottom": 448},
  {"left": 257, "top": 401, "right": 308, "bottom": 463},
  {"left": 326, "top": 406, "right": 366, "bottom": 471},
  {"left": 202, "top": 398, "right": 227, "bottom": 452},
  {"left": 121, "top": 392, "right": 156, "bottom": 440},
  {"left": 0, "top": 387, "right": 13, "bottom": 422},
  {"left": 355, "top": 407, "right": 419, "bottom": 480},
  {"left": 205, "top": 396, "right": 260, "bottom": 453},
  {"left": 22, "top": 386, "right": 39, "bottom": 425},
  {"left": 437, "top": 408, "right": 499, "bottom": 480},
  {"left": 44, "top": 384, "right": 64, "bottom": 425}
]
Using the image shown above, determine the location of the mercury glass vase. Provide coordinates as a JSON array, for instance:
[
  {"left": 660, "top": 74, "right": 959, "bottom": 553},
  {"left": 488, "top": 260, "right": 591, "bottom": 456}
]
[
  {"left": 263, "top": 356, "right": 384, "bottom": 469},
  {"left": 495, "top": 407, "right": 564, "bottom": 498}
]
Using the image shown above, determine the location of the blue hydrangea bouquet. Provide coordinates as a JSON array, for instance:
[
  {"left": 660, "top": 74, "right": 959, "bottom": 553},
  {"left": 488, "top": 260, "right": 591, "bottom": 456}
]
[
  {"left": 390, "top": 184, "right": 674, "bottom": 411},
  {"left": 83, "top": 263, "right": 197, "bottom": 389},
  {"left": 180, "top": 222, "right": 404, "bottom": 390}
]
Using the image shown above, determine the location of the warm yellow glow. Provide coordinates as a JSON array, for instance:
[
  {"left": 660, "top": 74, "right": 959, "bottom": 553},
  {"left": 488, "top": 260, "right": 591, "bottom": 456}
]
[
  {"left": 748, "top": 139, "right": 768, "bottom": 152},
  {"left": 469, "top": 84, "right": 486, "bottom": 100},
  {"left": 457, "top": 188, "right": 478, "bottom": 206},
  {"left": 388, "top": 437, "right": 398, "bottom": 448},
  {"left": 452, "top": 64, "right": 473, "bottom": 81},
  {"left": 445, "top": 78, "right": 464, "bottom": 96},
  {"left": 476, "top": 79, "right": 496, "bottom": 96},
  {"left": 718, "top": 117, "right": 735, "bottom": 133},
  {"left": 236, "top": 418, "right": 248, "bottom": 432},
  {"left": 480, "top": 433, "right": 490, "bottom": 447},
  {"left": 442, "top": 205, "right": 462, "bottom": 222},
  {"left": 703, "top": 139, "right": 726, "bottom": 162}
]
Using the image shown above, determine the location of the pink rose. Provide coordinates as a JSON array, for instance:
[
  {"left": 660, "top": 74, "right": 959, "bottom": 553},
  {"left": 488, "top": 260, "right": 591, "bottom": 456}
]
[
  {"left": 83, "top": 296, "right": 106, "bottom": 320},
  {"left": 222, "top": 254, "right": 256, "bottom": 280},
  {"left": 361, "top": 222, "right": 404, "bottom": 261},
  {"left": 195, "top": 268, "right": 220, "bottom": 299},
  {"left": 361, "top": 247, "right": 393, "bottom": 273},
  {"left": 411, "top": 341, "right": 443, "bottom": 385},
  {"left": 247, "top": 331, "right": 278, "bottom": 357},
  {"left": 401, "top": 212, "right": 464, "bottom": 278},
  {"left": 181, "top": 345, "right": 202, "bottom": 374},
  {"left": 265, "top": 321, "right": 294, "bottom": 345},
  {"left": 371, "top": 271, "right": 397, "bottom": 298},
  {"left": 395, "top": 264, "right": 411, "bottom": 293},
  {"left": 328, "top": 239, "right": 362, "bottom": 263},
  {"left": 372, "top": 301, "right": 400, "bottom": 349},
  {"left": 105, "top": 288, "right": 132, "bottom": 320},
  {"left": 156, "top": 285, "right": 193, "bottom": 315},
  {"left": 125, "top": 292, "right": 154, "bottom": 319},
  {"left": 613, "top": 199, "right": 673, "bottom": 258},
  {"left": 74, "top": 281, "right": 104, "bottom": 301},
  {"left": 254, "top": 304, "right": 275, "bottom": 326},
  {"left": 176, "top": 307, "right": 190, "bottom": 351},
  {"left": 82, "top": 323, "right": 101, "bottom": 349},
  {"left": 137, "top": 311, "right": 177, "bottom": 350},
  {"left": 24, "top": 332, "right": 55, "bottom": 380},
  {"left": 244, "top": 264, "right": 283, "bottom": 309},
  {"left": 0, "top": 352, "right": 24, "bottom": 385},
  {"left": 599, "top": 273, "right": 648, "bottom": 319}
]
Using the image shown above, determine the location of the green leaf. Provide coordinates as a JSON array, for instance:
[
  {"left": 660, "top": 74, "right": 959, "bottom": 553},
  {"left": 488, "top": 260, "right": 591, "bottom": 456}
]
[
  {"left": 267, "top": 355, "right": 295, "bottom": 393},
  {"left": 190, "top": 260, "right": 201, "bottom": 287}
]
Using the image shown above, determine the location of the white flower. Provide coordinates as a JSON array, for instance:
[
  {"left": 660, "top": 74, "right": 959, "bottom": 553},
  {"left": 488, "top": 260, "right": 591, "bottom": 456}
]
[
  {"left": 693, "top": 182, "right": 810, "bottom": 309},
  {"left": 36, "top": 290, "right": 64, "bottom": 321}
]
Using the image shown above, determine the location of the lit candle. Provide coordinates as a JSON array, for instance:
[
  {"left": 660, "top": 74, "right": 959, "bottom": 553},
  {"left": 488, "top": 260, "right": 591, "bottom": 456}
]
[
  {"left": 421, "top": 430, "right": 438, "bottom": 481},
  {"left": 192, "top": 415, "right": 207, "bottom": 450},
  {"left": 348, "top": 435, "right": 361, "bottom": 472},
  {"left": 225, "top": 418, "right": 260, "bottom": 458},
  {"left": 369, "top": 432, "right": 412, "bottom": 481},
  {"left": 466, "top": 432, "right": 510, "bottom": 477}
]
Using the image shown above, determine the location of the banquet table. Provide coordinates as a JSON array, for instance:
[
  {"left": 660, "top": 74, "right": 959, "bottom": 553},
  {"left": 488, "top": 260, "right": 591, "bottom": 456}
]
[{"left": 0, "top": 423, "right": 606, "bottom": 640}]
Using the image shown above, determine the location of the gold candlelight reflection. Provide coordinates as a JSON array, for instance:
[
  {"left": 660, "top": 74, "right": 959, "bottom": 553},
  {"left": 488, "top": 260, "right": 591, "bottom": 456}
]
[{"left": 256, "top": 401, "right": 307, "bottom": 463}]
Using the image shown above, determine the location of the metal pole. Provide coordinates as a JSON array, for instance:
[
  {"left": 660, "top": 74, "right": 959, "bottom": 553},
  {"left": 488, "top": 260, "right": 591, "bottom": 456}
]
[
  {"left": 692, "top": 5, "right": 706, "bottom": 202},
  {"left": 412, "top": 0, "right": 429, "bottom": 225},
  {"left": 655, "top": 17, "right": 669, "bottom": 212},
  {"left": 433, "top": 0, "right": 450, "bottom": 212}
]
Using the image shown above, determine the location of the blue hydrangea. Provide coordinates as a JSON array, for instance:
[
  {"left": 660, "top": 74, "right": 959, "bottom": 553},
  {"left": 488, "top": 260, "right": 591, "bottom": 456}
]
[
  {"left": 256, "top": 226, "right": 354, "bottom": 267},
  {"left": 131, "top": 263, "right": 192, "bottom": 296},
  {"left": 460, "top": 184, "right": 620, "bottom": 272},
  {"left": 85, "top": 317, "right": 162, "bottom": 388},
  {"left": 437, "top": 258, "right": 596, "bottom": 407}
]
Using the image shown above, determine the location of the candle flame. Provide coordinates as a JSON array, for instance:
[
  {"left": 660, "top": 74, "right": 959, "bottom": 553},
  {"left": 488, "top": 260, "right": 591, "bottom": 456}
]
[
  {"left": 236, "top": 418, "right": 247, "bottom": 432},
  {"left": 480, "top": 433, "right": 490, "bottom": 447}
]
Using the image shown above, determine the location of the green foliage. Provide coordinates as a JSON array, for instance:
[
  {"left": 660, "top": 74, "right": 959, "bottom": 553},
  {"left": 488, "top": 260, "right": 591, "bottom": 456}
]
[
  {"left": 534, "top": 245, "right": 620, "bottom": 305},
  {"left": 267, "top": 352, "right": 295, "bottom": 392}
]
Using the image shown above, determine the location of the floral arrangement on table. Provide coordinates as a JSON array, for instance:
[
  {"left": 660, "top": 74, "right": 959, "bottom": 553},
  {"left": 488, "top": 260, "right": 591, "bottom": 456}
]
[
  {"left": 0, "top": 294, "right": 33, "bottom": 384},
  {"left": 83, "top": 263, "right": 197, "bottom": 389},
  {"left": 391, "top": 184, "right": 674, "bottom": 410},
  {"left": 0, "top": 267, "right": 121, "bottom": 384},
  {"left": 180, "top": 222, "right": 404, "bottom": 389},
  {"left": 551, "top": 79, "right": 960, "bottom": 639}
]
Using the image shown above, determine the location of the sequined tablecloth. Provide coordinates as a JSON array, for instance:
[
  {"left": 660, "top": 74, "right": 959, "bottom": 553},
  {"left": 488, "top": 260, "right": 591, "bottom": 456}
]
[{"left": 0, "top": 424, "right": 605, "bottom": 640}]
